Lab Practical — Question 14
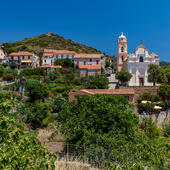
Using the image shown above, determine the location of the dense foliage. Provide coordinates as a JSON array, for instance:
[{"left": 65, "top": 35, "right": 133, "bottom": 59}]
[
  {"left": 54, "top": 58, "right": 73, "bottom": 68},
  {"left": 115, "top": 70, "right": 132, "bottom": 85},
  {"left": 0, "top": 115, "right": 56, "bottom": 169},
  {"left": 57, "top": 94, "right": 169, "bottom": 168},
  {"left": 148, "top": 64, "right": 168, "bottom": 85},
  {"left": 25, "top": 79, "right": 49, "bottom": 102}
]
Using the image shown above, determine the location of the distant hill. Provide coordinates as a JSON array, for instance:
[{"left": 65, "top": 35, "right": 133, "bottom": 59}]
[
  {"left": 2, "top": 32, "right": 102, "bottom": 56},
  {"left": 160, "top": 61, "right": 170, "bottom": 66}
]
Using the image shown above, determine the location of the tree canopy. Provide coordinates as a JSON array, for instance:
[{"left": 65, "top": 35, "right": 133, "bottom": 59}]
[
  {"left": 115, "top": 70, "right": 132, "bottom": 85},
  {"left": 0, "top": 115, "right": 56, "bottom": 169},
  {"left": 148, "top": 64, "right": 168, "bottom": 85}
]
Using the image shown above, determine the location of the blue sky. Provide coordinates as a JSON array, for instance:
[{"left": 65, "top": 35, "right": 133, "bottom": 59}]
[{"left": 0, "top": 0, "right": 170, "bottom": 61}]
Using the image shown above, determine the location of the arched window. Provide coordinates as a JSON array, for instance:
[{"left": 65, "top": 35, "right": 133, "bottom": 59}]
[
  {"left": 122, "top": 56, "right": 124, "bottom": 62},
  {"left": 139, "top": 56, "right": 144, "bottom": 62},
  {"left": 121, "top": 47, "right": 124, "bottom": 52}
]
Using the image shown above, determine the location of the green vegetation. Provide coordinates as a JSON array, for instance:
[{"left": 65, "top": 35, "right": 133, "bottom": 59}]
[
  {"left": 115, "top": 70, "right": 132, "bottom": 85},
  {"left": 0, "top": 115, "right": 56, "bottom": 169},
  {"left": 2, "top": 32, "right": 101, "bottom": 55},
  {"left": 57, "top": 94, "right": 169, "bottom": 168},
  {"left": 54, "top": 58, "right": 73, "bottom": 68},
  {"left": 148, "top": 64, "right": 168, "bottom": 85}
]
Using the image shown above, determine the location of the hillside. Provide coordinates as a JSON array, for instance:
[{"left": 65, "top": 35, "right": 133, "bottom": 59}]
[
  {"left": 160, "top": 61, "right": 170, "bottom": 66},
  {"left": 2, "top": 32, "right": 102, "bottom": 56}
]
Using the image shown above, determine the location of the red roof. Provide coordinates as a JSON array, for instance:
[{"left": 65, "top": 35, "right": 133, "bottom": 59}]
[
  {"left": 150, "top": 53, "right": 159, "bottom": 57},
  {"left": 44, "top": 49, "right": 76, "bottom": 54},
  {"left": 43, "top": 53, "right": 54, "bottom": 56},
  {"left": 40, "top": 65, "right": 62, "bottom": 68},
  {"left": 78, "top": 65, "right": 101, "bottom": 70},
  {"left": 80, "top": 89, "right": 135, "bottom": 95},
  {"left": 75, "top": 53, "right": 104, "bottom": 59},
  {"left": 9, "top": 52, "right": 33, "bottom": 56}
]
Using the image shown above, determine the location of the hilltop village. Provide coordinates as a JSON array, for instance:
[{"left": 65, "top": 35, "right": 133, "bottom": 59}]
[{"left": 0, "top": 32, "right": 169, "bottom": 169}]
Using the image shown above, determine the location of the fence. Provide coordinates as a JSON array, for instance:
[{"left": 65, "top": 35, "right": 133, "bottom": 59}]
[{"left": 54, "top": 142, "right": 169, "bottom": 169}]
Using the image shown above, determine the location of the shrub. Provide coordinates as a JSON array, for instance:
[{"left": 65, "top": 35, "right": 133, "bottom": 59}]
[
  {"left": 0, "top": 65, "right": 5, "bottom": 77},
  {"left": 25, "top": 79, "right": 49, "bottom": 102},
  {"left": 115, "top": 70, "right": 132, "bottom": 85},
  {"left": 162, "top": 120, "right": 170, "bottom": 137},
  {"left": 140, "top": 117, "right": 160, "bottom": 139},
  {"left": 10, "top": 62, "right": 18, "bottom": 70},
  {"left": 3, "top": 75, "right": 14, "bottom": 81},
  {"left": 137, "top": 102, "right": 156, "bottom": 114}
]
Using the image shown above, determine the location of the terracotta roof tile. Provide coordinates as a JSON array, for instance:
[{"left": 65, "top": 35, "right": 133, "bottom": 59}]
[
  {"left": 80, "top": 89, "right": 135, "bottom": 95},
  {"left": 9, "top": 52, "right": 33, "bottom": 56},
  {"left": 43, "top": 53, "right": 54, "bottom": 56},
  {"left": 78, "top": 65, "right": 101, "bottom": 70},
  {"left": 44, "top": 49, "right": 76, "bottom": 54},
  {"left": 40, "top": 65, "right": 62, "bottom": 68},
  {"left": 75, "top": 53, "right": 104, "bottom": 59}
]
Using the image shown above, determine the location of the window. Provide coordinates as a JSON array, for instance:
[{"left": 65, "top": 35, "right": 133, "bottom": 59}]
[
  {"left": 139, "top": 56, "right": 144, "bottom": 62},
  {"left": 96, "top": 60, "right": 99, "bottom": 64},
  {"left": 61, "top": 54, "right": 64, "bottom": 59},
  {"left": 45, "top": 60, "right": 46, "bottom": 63},
  {"left": 122, "top": 56, "right": 124, "bottom": 62},
  {"left": 28, "top": 56, "right": 30, "bottom": 59},
  {"left": 121, "top": 47, "right": 124, "bottom": 52},
  {"left": 22, "top": 56, "right": 24, "bottom": 60},
  {"left": 84, "top": 61, "right": 86, "bottom": 65},
  {"left": 77, "top": 61, "right": 79, "bottom": 65},
  {"left": 90, "top": 59, "right": 92, "bottom": 62},
  {"left": 67, "top": 54, "right": 69, "bottom": 58},
  {"left": 72, "top": 54, "right": 74, "bottom": 58},
  {"left": 56, "top": 55, "right": 58, "bottom": 58}
]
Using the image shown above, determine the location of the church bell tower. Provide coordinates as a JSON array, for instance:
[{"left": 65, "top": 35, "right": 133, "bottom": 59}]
[{"left": 117, "top": 32, "right": 128, "bottom": 71}]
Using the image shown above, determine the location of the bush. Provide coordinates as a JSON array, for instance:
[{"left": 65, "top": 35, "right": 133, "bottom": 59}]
[
  {"left": 25, "top": 101, "right": 52, "bottom": 129},
  {"left": 54, "top": 58, "right": 73, "bottom": 68},
  {"left": 140, "top": 117, "right": 160, "bottom": 139},
  {"left": 137, "top": 93, "right": 160, "bottom": 103},
  {"left": 137, "top": 102, "right": 155, "bottom": 114},
  {"left": 25, "top": 79, "right": 49, "bottom": 102},
  {"left": 162, "top": 120, "right": 170, "bottom": 137},
  {"left": 0, "top": 65, "right": 5, "bottom": 77},
  {"left": 3, "top": 75, "right": 14, "bottom": 81},
  {"left": 10, "top": 62, "right": 18, "bottom": 70}
]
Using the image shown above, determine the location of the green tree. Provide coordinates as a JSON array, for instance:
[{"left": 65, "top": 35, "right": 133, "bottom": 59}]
[
  {"left": 10, "top": 62, "right": 18, "bottom": 70},
  {"left": 148, "top": 64, "right": 168, "bottom": 86},
  {"left": 25, "top": 101, "right": 52, "bottom": 129},
  {"left": 2, "top": 62, "right": 8, "bottom": 68},
  {"left": 115, "top": 70, "right": 132, "bottom": 85},
  {"left": 54, "top": 58, "right": 73, "bottom": 68},
  {"left": 0, "top": 65, "right": 5, "bottom": 77},
  {"left": 0, "top": 115, "right": 56, "bottom": 169},
  {"left": 157, "top": 84, "right": 170, "bottom": 100},
  {"left": 57, "top": 94, "right": 168, "bottom": 167},
  {"left": 160, "top": 65, "right": 170, "bottom": 84},
  {"left": 25, "top": 79, "right": 49, "bottom": 102}
]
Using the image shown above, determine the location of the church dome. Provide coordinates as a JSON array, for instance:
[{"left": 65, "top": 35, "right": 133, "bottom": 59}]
[{"left": 135, "top": 44, "right": 147, "bottom": 52}]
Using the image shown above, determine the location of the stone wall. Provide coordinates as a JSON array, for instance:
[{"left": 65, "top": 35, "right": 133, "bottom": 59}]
[{"left": 139, "top": 109, "right": 170, "bottom": 127}]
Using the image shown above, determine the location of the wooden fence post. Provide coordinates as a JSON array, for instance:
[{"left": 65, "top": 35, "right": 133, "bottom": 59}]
[
  {"left": 83, "top": 144, "right": 86, "bottom": 163},
  {"left": 66, "top": 142, "right": 69, "bottom": 162}
]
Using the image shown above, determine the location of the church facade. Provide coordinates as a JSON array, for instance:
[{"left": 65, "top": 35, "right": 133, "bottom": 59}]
[{"left": 117, "top": 33, "right": 159, "bottom": 86}]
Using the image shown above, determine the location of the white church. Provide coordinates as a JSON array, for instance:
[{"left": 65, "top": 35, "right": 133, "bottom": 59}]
[{"left": 117, "top": 33, "right": 159, "bottom": 86}]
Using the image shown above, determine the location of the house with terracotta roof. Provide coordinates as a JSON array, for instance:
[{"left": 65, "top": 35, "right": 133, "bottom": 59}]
[
  {"left": 74, "top": 53, "right": 105, "bottom": 77},
  {"left": 40, "top": 65, "right": 62, "bottom": 72},
  {"left": 69, "top": 89, "right": 135, "bottom": 103},
  {"left": 8, "top": 52, "right": 39, "bottom": 68},
  {"left": 42, "top": 49, "right": 76, "bottom": 65}
]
